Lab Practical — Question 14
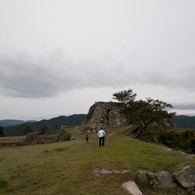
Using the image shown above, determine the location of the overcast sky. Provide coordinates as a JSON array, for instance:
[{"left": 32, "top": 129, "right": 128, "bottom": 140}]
[{"left": 0, "top": 0, "right": 195, "bottom": 120}]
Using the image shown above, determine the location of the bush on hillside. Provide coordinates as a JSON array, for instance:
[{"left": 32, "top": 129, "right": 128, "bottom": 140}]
[
  {"left": 191, "top": 139, "right": 195, "bottom": 153},
  {"left": 58, "top": 129, "right": 71, "bottom": 142},
  {"left": 136, "top": 128, "right": 195, "bottom": 154},
  {"left": 83, "top": 104, "right": 96, "bottom": 124},
  {"left": 159, "top": 129, "right": 195, "bottom": 154}
]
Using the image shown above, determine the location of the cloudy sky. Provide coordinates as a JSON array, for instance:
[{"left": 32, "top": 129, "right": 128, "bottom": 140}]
[{"left": 0, "top": 0, "right": 195, "bottom": 120}]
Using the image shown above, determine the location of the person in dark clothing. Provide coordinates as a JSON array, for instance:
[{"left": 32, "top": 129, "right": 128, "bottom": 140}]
[{"left": 85, "top": 134, "right": 89, "bottom": 143}]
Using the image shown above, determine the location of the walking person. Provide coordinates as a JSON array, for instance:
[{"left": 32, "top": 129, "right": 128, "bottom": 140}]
[{"left": 97, "top": 127, "right": 105, "bottom": 147}]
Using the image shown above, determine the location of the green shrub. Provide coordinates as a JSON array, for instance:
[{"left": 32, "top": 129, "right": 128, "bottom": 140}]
[
  {"left": 191, "top": 139, "right": 195, "bottom": 153},
  {"left": 137, "top": 127, "right": 195, "bottom": 154},
  {"left": 159, "top": 129, "right": 195, "bottom": 153},
  {"left": 58, "top": 129, "right": 71, "bottom": 142},
  {"left": 83, "top": 104, "right": 96, "bottom": 124},
  {"left": 0, "top": 177, "right": 8, "bottom": 187}
]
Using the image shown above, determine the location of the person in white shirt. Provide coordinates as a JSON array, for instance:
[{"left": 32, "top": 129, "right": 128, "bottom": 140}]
[{"left": 97, "top": 127, "right": 106, "bottom": 147}]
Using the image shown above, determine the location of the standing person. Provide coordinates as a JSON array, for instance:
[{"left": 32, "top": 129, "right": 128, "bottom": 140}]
[
  {"left": 97, "top": 127, "right": 106, "bottom": 147},
  {"left": 85, "top": 134, "right": 89, "bottom": 143}
]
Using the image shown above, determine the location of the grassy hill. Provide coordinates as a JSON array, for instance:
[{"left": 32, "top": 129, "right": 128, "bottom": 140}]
[
  {"left": 0, "top": 126, "right": 194, "bottom": 195},
  {"left": 3, "top": 114, "right": 86, "bottom": 136}
]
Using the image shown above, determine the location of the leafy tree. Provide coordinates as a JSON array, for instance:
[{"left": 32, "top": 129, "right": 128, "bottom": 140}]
[
  {"left": 38, "top": 124, "right": 50, "bottom": 135},
  {"left": 0, "top": 126, "right": 4, "bottom": 137},
  {"left": 113, "top": 89, "right": 137, "bottom": 104},
  {"left": 113, "top": 89, "right": 176, "bottom": 137},
  {"left": 23, "top": 126, "right": 34, "bottom": 134}
]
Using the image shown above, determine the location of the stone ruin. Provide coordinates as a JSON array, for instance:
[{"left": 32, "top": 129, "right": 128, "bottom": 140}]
[
  {"left": 74, "top": 101, "right": 129, "bottom": 134},
  {"left": 74, "top": 101, "right": 175, "bottom": 135},
  {"left": 137, "top": 165, "right": 195, "bottom": 194}
]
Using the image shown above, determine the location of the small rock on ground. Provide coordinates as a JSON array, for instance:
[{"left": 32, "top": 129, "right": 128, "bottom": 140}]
[
  {"left": 92, "top": 168, "right": 130, "bottom": 175},
  {"left": 122, "top": 181, "right": 143, "bottom": 195}
]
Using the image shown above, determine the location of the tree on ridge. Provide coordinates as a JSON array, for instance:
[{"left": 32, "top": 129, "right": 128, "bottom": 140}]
[{"left": 113, "top": 89, "right": 176, "bottom": 137}]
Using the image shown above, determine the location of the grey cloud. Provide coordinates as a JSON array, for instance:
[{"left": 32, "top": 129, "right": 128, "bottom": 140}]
[
  {"left": 0, "top": 51, "right": 135, "bottom": 98},
  {"left": 0, "top": 50, "right": 195, "bottom": 98},
  {"left": 173, "top": 103, "right": 195, "bottom": 110},
  {"left": 142, "top": 63, "right": 195, "bottom": 91},
  {"left": 0, "top": 52, "right": 64, "bottom": 98}
]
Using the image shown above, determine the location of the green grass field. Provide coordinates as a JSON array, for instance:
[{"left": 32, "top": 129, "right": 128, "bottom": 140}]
[{"left": 0, "top": 127, "right": 194, "bottom": 195}]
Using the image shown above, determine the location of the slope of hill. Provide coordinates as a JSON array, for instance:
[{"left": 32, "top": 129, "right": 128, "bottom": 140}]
[
  {"left": 3, "top": 114, "right": 86, "bottom": 136},
  {"left": 0, "top": 126, "right": 194, "bottom": 195},
  {"left": 173, "top": 115, "right": 195, "bottom": 129},
  {"left": 0, "top": 120, "right": 36, "bottom": 127}
]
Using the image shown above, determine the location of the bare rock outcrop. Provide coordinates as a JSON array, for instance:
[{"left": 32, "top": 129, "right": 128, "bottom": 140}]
[
  {"left": 74, "top": 102, "right": 128, "bottom": 133},
  {"left": 174, "top": 165, "right": 195, "bottom": 193},
  {"left": 138, "top": 170, "right": 176, "bottom": 190},
  {"left": 137, "top": 166, "right": 195, "bottom": 194}
]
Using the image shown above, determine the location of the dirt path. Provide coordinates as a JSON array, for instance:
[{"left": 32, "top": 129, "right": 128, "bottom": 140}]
[{"left": 107, "top": 125, "right": 132, "bottom": 138}]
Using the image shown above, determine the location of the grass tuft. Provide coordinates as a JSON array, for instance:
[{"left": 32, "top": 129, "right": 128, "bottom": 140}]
[{"left": 0, "top": 177, "right": 8, "bottom": 187}]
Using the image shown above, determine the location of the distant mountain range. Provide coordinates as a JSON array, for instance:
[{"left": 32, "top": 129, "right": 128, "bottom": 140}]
[
  {"left": 1, "top": 114, "right": 194, "bottom": 136},
  {"left": 0, "top": 119, "right": 36, "bottom": 127},
  {"left": 2, "top": 114, "right": 86, "bottom": 136},
  {"left": 172, "top": 115, "right": 195, "bottom": 129}
]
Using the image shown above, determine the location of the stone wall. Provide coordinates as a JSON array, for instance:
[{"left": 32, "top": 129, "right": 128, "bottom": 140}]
[
  {"left": 74, "top": 102, "right": 129, "bottom": 134},
  {"left": 24, "top": 132, "right": 59, "bottom": 144}
]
